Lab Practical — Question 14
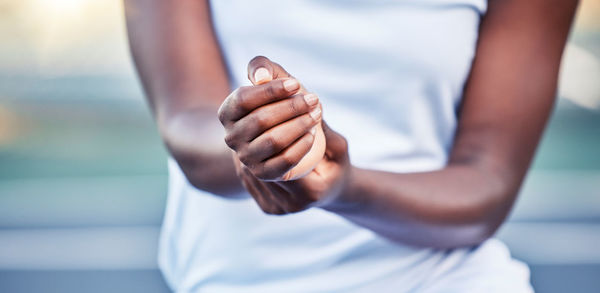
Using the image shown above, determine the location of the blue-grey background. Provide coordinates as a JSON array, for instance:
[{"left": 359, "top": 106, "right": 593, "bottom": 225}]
[{"left": 1, "top": 1, "right": 599, "bottom": 292}]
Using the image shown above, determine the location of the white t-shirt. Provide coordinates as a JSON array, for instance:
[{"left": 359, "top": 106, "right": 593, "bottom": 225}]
[{"left": 158, "top": 0, "right": 533, "bottom": 292}]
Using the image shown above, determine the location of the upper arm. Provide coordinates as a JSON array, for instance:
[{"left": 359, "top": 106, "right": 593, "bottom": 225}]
[
  {"left": 124, "top": 0, "right": 230, "bottom": 125},
  {"left": 451, "top": 0, "right": 579, "bottom": 191}
]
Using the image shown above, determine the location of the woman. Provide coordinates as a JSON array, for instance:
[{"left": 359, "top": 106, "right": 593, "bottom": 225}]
[{"left": 124, "top": 0, "right": 578, "bottom": 291}]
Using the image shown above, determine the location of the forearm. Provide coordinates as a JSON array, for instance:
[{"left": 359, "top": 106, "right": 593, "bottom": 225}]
[
  {"left": 323, "top": 0, "right": 579, "bottom": 248},
  {"left": 324, "top": 163, "right": 519, "bottom": 248},
  {"left": 160, "top": 107, "right": 246, "bottom": 198},
  {"left": 124, "top": 0, "right": 246, "bottom": 197}
]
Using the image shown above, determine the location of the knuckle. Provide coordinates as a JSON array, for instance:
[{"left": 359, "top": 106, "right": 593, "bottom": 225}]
[
  {"left": 280, "top": 153, "right": 296, "bottom": 169},
  {"left": 262, "top": 83, "right": 277, "bottom": 100},
  {"left": 217, "top": 107, "right": 226, "bottom": 124},
  {"left": 253, "top": 165, "right": 275, "bottom": 181},
  {"left": 249, "top": 55, "right": 268, "bottom": 66},
  {"left": 235, "top": 87, "right": 253, "bottom": 112},
  {"left": 263, "top": 133, "right": 278, "bottom": 152},
  {"left": 237, "top": 149, "right": 252, "bottom": 166},
  {"left": 230, "top": 87, "right": 242, "bottom": 103},
  {"left": 217, "top": 95, "right": 234, "bottom": 123},
  {"left": 270, "top": 136, "right": 286, "bottom": 152},
  {"left": 253, "top": 112, "right": 270, "bottom": 130},
  {"left": 288, "top": 96, "right": 303, "bottom": 115},
  {"left": 223, "top": 132, "right": 237, "bottom": 149},
  {"left": 271, "top": 61, "right": 282, "bottom": 69}
]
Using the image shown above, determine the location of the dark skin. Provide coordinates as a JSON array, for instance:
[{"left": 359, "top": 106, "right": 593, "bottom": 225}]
[{"left": 125, "top": 0, "right": 578, "bottom": 248}]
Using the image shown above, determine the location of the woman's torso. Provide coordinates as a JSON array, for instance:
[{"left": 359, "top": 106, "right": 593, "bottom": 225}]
[{"left": 158, "top": 1, "right": 532, "bottom": 292}]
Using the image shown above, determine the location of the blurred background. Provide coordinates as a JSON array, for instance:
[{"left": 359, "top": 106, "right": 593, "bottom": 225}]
[{"left": 0, "top": 0, "right": 599, "bottom": 292}]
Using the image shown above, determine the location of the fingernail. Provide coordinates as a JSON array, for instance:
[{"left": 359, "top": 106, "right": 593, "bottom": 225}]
[
  {"left": 309, "top": 107, "right": 321, "bottom": 120},
  {"left": 254, "top": 67, "right": 271, "bottom": 84},
  {"left": 310, "top": 126, "right": 317, "bottom": 136},
  {"left": 283, "top": 79, "right": 299, "bottom": 92},
  {"left": 303, "top": 93, "right": 318, "bottom": 106}
]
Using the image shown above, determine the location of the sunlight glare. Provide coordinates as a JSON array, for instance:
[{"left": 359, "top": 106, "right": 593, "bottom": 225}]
[{"left": 34, "top": 0, "right": 86, "bottom": 17}]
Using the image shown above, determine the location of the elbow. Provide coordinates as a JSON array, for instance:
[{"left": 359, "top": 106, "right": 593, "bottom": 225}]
[
  {"left": 423, "top": 220, "right": 500, "bottom": 249},
  {"left": 160, "top": 116, "right": 245, "bottom": 198},
  {"left": 171, "top": 151, "right": 246, "bottom": 198},
  {"left": 181, "top": 163, "right": 228, "bottom": 193},
  {"left": 426, "top": 215, "right": 505, "bottom": 249},
  {"left": 460, "top": 220, "right": 502, "bottom": 247},
  {"left": 464, "top": 162, "right": 522, "bottom": 243},
  {"left": 454, "top": 185, "right": 517, "bottom": 247},
  {"left": 435, "top": 179, "right": 518, "bottom": 248}
]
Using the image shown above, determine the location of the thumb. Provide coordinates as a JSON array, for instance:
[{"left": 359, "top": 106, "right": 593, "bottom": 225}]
[
  {"left": 247, "top": 56, "right": 292, "bottom": 85},
  {"left": 321, "top": 120, "right": 349, "bottom": 162}
]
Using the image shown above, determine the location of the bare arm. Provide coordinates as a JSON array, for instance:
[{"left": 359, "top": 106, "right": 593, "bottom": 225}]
[
  {"left": 323, "top": 0, "right": 580, "bottom": 247},
  {"left": 124, "top": 0, "right": 244, "bottom": 197},
  {"left": 219, "top": 0, "right": 579, "bottom": 248}
]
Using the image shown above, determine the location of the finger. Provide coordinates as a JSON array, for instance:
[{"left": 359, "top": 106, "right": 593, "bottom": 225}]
[
  {"left": 271, "top": 181, "right": 313, "bottom": 213},
  {"left": 251, "top": 132, "right": 316, "bottom": 181},
  {"left": 218, "top": 79, "right": 301, "bottom": 123},
  {"left": 229, "top": 93, "right": 320, "bottom": 143},
  {"left": 263, "top": 183, "right": 308, "bottom": 214},
  {"left": 239, "top": 107, "right": 321, "bottom": 166},
  {"left": 241, "top": 165, "right": 286, "bottom": 215},
  {"left": 248, "top": 56, "right": 293, "bottom": 85}
]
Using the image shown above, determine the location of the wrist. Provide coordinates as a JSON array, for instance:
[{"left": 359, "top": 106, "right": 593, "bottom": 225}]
[{"left": 319, "top": 165, "right": 362, "bottom": 213}]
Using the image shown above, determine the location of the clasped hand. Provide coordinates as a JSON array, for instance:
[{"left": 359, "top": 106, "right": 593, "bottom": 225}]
[{"left": 217, "top": 56, "right": 351, "bottom": 214}]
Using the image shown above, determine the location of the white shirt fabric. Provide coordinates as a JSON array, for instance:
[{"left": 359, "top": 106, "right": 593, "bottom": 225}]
[{"left": 158, "top": 0, "right": 534, "bottom": 292}]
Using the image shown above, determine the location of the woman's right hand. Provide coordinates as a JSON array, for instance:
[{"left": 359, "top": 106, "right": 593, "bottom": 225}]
[{"left": 217, "top": 74, "right": 322, "bottom": 180}]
